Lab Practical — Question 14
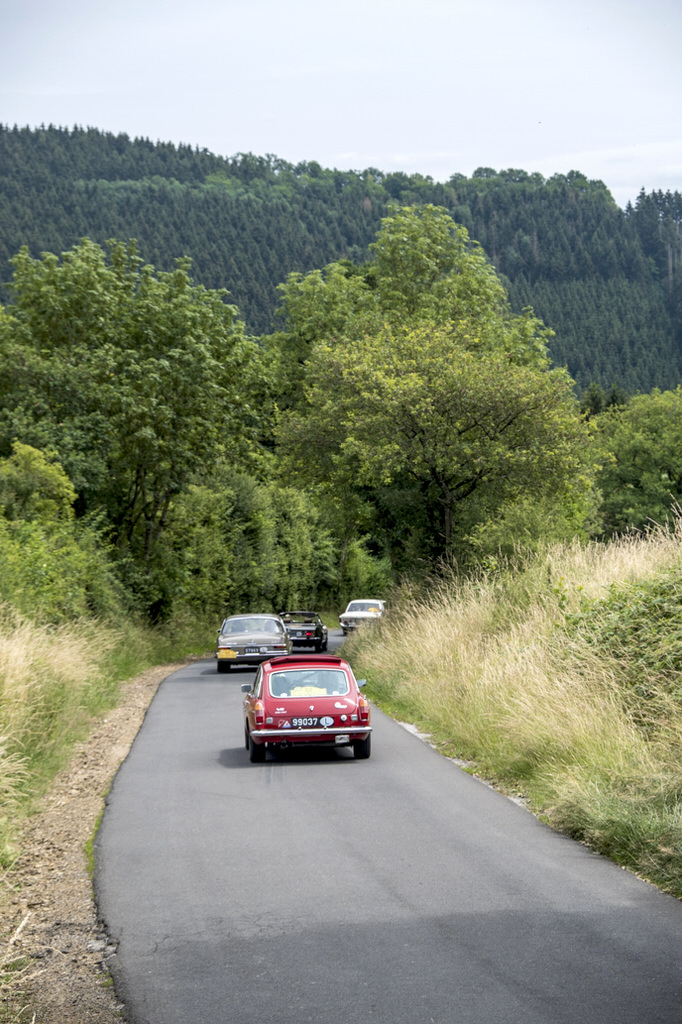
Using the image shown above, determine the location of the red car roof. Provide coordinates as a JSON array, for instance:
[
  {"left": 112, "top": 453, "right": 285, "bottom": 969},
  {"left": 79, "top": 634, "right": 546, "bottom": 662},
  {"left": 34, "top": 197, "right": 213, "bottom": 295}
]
[{"left": 266, "top": 654, "right": 346, "bottom": 670}]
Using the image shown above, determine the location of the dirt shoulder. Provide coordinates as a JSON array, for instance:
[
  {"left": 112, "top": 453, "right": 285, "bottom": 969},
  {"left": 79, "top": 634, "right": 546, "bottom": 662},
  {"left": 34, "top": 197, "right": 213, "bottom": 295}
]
[{"left": 0, "top": 661, "right": 190, "bottom": 1024}]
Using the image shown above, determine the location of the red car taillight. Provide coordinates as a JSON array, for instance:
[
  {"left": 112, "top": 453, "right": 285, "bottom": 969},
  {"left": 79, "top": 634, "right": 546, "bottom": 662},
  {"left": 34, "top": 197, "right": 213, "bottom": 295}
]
[
  {"left": 358, "top": 695, "right": 370, "bottom": 724},
  {"left": 253, "top": 700, "right": 265, "bottom": 727}
]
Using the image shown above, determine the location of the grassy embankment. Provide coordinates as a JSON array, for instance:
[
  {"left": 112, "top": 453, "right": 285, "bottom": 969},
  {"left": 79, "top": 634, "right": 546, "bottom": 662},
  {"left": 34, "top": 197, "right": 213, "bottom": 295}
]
[{"left": 344, "top": 521, "right": 682, "bottom": 898}]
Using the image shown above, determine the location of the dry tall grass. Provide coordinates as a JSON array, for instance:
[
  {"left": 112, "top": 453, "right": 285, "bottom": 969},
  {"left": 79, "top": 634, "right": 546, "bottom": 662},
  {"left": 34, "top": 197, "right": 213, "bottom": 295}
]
[
  {"left": 0, "top": 608, "right": 119, "bottom": 864},
  {"left": 0, "top": 606, "right": 216, "bottom": 868},
  {"left": 345, "top": 523, "right": 682, "bottom": 895}
]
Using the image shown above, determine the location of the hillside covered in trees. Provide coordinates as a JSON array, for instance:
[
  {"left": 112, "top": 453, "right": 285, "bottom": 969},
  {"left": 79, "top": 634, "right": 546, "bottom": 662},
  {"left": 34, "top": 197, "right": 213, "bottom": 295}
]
[{"left": 1, "top": 124, "right": 681, "bottom": 393}]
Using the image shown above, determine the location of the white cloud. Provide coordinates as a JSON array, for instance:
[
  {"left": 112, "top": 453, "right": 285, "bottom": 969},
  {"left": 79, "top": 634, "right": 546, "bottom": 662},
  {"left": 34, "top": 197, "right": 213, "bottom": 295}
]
[{"left": 1, "top": 0, "right": 681, "bottom": 206}]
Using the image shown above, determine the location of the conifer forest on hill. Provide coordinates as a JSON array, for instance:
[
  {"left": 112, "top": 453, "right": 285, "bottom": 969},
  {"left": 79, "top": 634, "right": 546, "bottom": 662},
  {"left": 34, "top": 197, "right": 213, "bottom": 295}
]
[{"left": 1, "top": 123, "right": 681, "bottom": 395}]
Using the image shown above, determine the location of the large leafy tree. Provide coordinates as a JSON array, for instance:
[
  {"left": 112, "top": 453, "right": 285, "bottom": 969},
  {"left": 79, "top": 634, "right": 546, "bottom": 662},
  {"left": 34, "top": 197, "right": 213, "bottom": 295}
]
[
  {"left": 370, "top": 202, "right": 508, "bottom": 327},
  {"left": 168, "top": 471, "right": 339, "bottom": 617},
  {"left": 279, "top": 322, "right": 592, "bottom": 565},
  {"left": 272, "top": 205, "right": 552, "bottom": 353},
  {"left": 275, "top": 206, "right": 596, "bottom": 569},
  {"left": 0, "top": 239, "right": 267, "bottom": 617},
  {"left": 0, "top": 443, "right": 123, "bottom": 621},
  {"left": 595, "top": 387, "right": 682, "bottom": 535}
]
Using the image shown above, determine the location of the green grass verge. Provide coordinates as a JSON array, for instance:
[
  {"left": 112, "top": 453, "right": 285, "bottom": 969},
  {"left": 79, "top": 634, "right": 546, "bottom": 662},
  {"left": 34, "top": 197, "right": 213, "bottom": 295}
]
[{"left": 344, "top": 526, "right": 682, "bottom": 898}]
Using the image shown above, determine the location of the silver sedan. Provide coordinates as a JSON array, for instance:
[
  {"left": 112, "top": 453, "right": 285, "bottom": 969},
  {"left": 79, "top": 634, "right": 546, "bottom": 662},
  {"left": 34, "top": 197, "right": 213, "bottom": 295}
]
[{"left": 215, "top": 614, "right": 291, "bottom": 673}]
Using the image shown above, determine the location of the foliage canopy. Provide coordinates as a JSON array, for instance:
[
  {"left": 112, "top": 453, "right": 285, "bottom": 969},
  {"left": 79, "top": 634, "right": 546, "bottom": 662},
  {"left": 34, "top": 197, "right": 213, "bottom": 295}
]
[
  {"left": 0, "top": 239, "right": 266, "bottom": 617},
  {"left": 595, "top": 387, "right": 682, "bottom": 535},
  {"left": 276, "top": 206, "right": 596, "bottom": 568}
]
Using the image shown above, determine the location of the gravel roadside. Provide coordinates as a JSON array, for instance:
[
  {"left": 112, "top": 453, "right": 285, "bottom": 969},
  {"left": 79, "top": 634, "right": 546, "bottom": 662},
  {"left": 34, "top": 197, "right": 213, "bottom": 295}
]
[{"left": 1, "top": 661, "right": 191, "bottom": 1024}]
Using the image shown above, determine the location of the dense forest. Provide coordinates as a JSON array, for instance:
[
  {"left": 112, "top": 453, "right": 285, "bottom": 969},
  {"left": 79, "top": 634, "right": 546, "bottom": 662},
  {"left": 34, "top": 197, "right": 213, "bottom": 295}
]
[
  {"left": 1, "top": 124, "right": 682, "bottom": 393},
  {"left": 2, "top": 124, "right": 682, "bottom": 627},
  {"left": 3, "top": 195, "right": 682, "bottom": 628}
]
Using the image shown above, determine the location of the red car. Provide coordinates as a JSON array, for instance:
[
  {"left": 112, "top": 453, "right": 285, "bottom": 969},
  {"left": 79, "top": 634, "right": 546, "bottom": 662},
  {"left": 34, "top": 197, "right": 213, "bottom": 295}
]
[{"left": 241, "top": 655, "right": 372, "bottom": 762}]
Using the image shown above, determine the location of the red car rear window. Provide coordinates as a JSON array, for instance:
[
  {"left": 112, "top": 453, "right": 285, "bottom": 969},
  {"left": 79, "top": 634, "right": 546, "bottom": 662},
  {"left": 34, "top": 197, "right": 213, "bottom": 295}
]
[{"left": 268, "top": 668, "right": 349, "bottom": 698}]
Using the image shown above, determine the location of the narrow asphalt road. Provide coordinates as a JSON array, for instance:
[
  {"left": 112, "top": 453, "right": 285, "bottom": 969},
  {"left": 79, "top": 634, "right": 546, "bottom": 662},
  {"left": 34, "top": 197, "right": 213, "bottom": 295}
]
[{"left": 95, "top": 634, "right": 682, "bottom": 1023}]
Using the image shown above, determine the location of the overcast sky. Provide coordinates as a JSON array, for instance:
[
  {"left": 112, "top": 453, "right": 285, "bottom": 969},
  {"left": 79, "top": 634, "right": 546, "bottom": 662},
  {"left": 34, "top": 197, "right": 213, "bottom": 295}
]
[{"left": 2, "top": 0, "right": 681, "bottom": 208}]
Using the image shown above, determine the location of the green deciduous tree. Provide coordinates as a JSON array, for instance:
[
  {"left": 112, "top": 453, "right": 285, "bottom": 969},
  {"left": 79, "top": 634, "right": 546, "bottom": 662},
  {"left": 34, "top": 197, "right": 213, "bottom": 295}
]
[
  {"left": 167, "top": 471, "right": 338, "bottom": 617},
  {"left": 279, "top": 322, "right": 593, "bottom": 566},
  {"left": 0, "top": 443, "right": 123, "bottom": 621},
  {"left": 269, "top": 205, "right": 553, "bottom": 408},
  {"left": 275, "top": 205, "right": 595, "bottom": 570},
  {"left": 0, "top": 239, "right": 267, "bottom": 618},
  {"left": 0, "top": 442, "right": 76, "bottom": 523},
  {"left": 369, "top": 203, "right": 508, "bottom": 326},
  {"left": 265, "top": 260, "right": 374, "bottom": 410},
  {"left": 595, "top": 387, "right": 682, "bottom": 535}
]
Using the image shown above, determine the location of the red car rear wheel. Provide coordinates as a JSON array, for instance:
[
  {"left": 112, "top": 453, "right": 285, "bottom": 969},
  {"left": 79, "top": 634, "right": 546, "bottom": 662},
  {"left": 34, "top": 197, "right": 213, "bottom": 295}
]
[
  {"left": 353, "top": 734, "right": 371, "bottom": 759},
  {"left": 248, "top": 731, "right": 266, "bottom": 763}
]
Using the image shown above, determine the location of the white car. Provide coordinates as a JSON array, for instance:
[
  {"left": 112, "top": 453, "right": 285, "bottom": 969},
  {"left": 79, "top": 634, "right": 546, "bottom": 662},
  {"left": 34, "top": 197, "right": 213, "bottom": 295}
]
[{"left": 339, "top": 599, "right": 386, "bottom": 634}]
